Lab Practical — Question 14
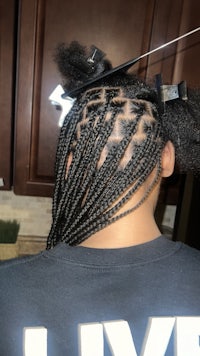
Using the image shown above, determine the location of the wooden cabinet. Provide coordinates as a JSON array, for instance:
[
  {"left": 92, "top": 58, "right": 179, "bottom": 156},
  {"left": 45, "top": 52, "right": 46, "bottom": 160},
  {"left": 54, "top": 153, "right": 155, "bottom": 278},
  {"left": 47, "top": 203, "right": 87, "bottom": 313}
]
[
  {"left": 0, "top": 0, "right": 16, "bottom": 190},
  {"left": 14, "top": 0, "right": 200, "bottom": 197},
  {"left": 0, "top": 0, "right": 198, "bottom": 197}
]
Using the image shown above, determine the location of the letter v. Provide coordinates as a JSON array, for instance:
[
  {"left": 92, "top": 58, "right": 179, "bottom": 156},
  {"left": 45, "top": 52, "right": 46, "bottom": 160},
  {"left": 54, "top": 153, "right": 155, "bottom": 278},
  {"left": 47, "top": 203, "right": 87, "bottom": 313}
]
[{"left": 141, "top": 317, "right": 175, "bottom": 356}]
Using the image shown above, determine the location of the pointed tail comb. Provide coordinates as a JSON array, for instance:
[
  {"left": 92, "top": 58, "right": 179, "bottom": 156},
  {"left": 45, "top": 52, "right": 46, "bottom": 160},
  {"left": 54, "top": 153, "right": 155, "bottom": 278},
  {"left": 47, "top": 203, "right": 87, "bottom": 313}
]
[{"left": 63, "top": 27, "right": 200, "bottom": 98}]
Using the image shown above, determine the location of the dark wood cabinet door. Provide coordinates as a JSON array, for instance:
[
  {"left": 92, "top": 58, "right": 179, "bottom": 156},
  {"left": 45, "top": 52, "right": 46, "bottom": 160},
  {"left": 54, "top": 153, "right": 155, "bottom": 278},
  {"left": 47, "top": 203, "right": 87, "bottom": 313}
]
[
  {"left": 13, "top": 0, "right": 200, "bottom": 197},
  {"left": 146, "top": 0, "right": 200, "bottom": 86},
  {"left": 0, "top": 0, "right": 16, "bottom": 190},
  {"left": 153, "top": 0, "right": 200, "bottom": 246},
  {"left": 172, "top": 0, "right": 200, "bottom": 248},
  {"left": 172, "top": 0, "right": 200, "bottom": 87}
]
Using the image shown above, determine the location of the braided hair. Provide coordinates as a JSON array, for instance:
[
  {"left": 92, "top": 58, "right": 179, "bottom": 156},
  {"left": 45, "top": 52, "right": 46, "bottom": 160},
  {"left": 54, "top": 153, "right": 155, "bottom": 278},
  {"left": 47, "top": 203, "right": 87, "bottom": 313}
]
[{"left": 47, "top": 42, "right": 200, "bottom": 248}]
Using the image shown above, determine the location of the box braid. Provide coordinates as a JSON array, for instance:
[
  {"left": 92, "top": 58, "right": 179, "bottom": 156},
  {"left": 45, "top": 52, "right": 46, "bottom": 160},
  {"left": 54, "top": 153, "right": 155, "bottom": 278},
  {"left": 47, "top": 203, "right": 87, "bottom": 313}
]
[{"left": 47, "top": 84, "right": 164, "bottom": 248}]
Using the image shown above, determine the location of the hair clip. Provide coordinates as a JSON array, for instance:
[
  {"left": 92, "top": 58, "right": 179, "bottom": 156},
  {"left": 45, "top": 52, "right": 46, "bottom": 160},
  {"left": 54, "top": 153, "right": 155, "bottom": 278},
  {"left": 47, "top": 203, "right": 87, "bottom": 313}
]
[
  {"left": 160, "top": 82, "right": 188, "bottom": 102},
  {"left": 87, "top": 45, "right": 105, "bottom": 65},
  {"left": 155, "top": 74, "right": 187, "bottom": 114},
  {"left": 49, "top": 85, "right": 76, "bottom": 127}
]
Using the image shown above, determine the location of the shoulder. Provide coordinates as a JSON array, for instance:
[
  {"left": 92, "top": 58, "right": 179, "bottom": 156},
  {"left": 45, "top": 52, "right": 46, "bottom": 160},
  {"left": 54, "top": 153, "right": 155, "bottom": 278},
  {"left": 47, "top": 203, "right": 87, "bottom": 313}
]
[
  {"left": 0, "top": 251, "right": 49, "bottom": 286},
  {"left": 151, "top": 237, "right": 200, "bottom": 284},
  {"left": 0, "top": 252, "right": 44, "bottom": 270},
  {"left": 166, "top": 241, "right": 200, "bottom": 285},
  {"left": 175, "top": 242, "right": 200, "bottom": 264}
]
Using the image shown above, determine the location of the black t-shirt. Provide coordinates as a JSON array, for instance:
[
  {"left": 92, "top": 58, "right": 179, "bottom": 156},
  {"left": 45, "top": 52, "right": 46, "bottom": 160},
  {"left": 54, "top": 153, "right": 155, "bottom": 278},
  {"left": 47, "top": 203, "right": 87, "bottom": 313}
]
[{"left": 0, "top": 236, "right": 200, "bottom": 355}]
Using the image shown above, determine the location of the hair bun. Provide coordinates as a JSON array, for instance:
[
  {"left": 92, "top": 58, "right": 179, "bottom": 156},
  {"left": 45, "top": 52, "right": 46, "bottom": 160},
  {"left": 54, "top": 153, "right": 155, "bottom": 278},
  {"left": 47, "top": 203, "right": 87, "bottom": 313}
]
[{"left": 54, "top": 41, "right": 112, "bottom": 92}]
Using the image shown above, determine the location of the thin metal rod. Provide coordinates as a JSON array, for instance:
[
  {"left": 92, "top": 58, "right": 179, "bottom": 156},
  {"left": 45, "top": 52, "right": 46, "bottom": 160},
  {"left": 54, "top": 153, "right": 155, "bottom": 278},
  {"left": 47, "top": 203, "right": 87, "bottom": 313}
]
[{"left": 139, "top": 27, "right": 200, "bottom": 60}]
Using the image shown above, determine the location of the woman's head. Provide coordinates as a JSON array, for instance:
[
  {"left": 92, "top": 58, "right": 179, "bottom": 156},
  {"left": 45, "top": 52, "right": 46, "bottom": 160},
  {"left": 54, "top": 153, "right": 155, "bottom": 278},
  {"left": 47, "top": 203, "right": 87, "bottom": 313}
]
[{"left": 46, "top": 42, "right": 200, "bottom": 248}]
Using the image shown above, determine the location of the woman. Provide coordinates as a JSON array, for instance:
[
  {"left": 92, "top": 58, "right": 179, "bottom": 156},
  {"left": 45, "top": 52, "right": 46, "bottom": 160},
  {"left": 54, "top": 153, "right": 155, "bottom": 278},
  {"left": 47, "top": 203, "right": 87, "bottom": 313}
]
[{"left": 0, "top": 42, "right": 200, "bottom": 356}]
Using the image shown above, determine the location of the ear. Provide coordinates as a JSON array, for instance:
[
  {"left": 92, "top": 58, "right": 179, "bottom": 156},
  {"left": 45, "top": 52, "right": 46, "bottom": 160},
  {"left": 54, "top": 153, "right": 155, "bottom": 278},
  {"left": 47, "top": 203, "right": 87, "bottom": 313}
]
[{"left": 161, "top": 141, "right": 175, "bottom": 178}]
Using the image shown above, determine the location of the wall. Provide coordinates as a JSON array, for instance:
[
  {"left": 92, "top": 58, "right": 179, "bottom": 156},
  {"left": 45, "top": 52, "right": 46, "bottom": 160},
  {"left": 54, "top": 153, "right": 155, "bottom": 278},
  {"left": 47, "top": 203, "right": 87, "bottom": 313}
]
[
  {"left": 0, "top": 189, "right": 176, "bottom": 238},
  {"left": 0, "top": 190, "right": 52, "bottom": 237}
]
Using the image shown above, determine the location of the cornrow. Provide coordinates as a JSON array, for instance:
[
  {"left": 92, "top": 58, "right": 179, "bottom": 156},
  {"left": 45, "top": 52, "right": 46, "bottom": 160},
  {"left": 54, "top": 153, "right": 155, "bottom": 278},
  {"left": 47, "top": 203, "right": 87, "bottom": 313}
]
[{"left": 47, "top": 85, "right": 164, "bottom": 248}]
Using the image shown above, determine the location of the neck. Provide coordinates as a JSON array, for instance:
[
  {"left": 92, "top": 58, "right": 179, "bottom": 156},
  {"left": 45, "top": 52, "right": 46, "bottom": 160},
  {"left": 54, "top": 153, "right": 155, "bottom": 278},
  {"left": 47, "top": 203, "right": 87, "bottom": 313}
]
[
  {"left": 80, "top": 176, "right": 161, "bottom": 249},
  {"left": 80, "top": 203, "right": 161, "bottom": 249}
]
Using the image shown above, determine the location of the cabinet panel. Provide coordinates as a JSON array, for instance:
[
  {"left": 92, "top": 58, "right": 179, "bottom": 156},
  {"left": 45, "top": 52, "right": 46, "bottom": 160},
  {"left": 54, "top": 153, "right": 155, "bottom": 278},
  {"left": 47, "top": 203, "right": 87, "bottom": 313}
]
[
  {"left": 0, "top": 1, "right": 16, "bottom": 190},
  {"left": 172, "top": 0, "right": 200, "bottom": 86},
  {"left": 146, "top": 0, "right": 184, "bottom": 82}
]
